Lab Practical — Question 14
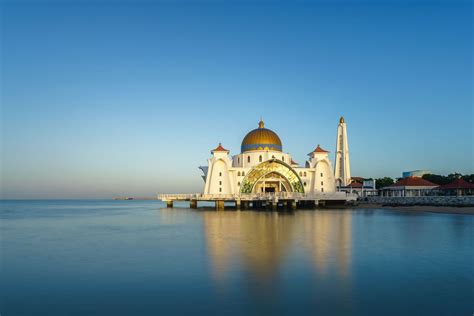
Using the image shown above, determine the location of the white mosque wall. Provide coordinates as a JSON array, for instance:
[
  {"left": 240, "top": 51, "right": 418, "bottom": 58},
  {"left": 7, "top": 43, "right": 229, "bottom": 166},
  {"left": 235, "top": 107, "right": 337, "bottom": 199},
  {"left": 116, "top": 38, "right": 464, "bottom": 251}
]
[
  {"left": 204, "top": 153, "right": 336, "bottom": 195},
  {"left": 204, "top": 155, "right": 233, "bottom": 195},
  {"left": 202, "top": 118, "right": 347, "bottom": 195},
  {"left": 314, "top": 160, "right": 336, "bottom": 193},
  {"left": 232, "top": 151, "right": 292, "bottom": 168}
]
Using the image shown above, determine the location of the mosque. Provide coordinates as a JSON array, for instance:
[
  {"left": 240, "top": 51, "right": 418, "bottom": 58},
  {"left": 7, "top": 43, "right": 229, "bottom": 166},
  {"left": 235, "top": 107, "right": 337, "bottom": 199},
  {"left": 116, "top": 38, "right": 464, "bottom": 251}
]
[{"left": 199, "top": 117, "right": 351, "bottom": 196}]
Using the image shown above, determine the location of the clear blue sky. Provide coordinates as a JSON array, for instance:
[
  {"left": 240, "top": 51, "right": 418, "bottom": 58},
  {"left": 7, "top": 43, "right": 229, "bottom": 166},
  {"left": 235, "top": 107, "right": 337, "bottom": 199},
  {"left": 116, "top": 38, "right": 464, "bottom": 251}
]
[{"left": 1, "top": 0, "right": 472, "bottom": 199}]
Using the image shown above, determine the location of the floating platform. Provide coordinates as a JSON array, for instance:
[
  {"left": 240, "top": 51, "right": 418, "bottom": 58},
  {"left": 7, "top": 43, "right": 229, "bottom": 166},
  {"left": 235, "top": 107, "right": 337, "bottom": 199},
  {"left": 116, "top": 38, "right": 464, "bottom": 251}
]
[{"left": 157, "top": 192, "right": 357, "bottom": 210}]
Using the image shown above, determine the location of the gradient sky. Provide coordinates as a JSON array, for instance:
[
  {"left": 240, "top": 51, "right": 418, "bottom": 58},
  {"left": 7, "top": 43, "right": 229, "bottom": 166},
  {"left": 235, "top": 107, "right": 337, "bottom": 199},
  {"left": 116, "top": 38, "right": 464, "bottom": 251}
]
[{"left": 1, "top": 0, "right": 472, "bottom": 199}]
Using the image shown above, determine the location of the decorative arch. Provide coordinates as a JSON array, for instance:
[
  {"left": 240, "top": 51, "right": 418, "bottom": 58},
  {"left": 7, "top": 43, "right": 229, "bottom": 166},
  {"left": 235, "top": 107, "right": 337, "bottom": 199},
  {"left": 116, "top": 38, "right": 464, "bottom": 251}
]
[{"left": 240, "top": 159, "right": 304, "bottom": 193}]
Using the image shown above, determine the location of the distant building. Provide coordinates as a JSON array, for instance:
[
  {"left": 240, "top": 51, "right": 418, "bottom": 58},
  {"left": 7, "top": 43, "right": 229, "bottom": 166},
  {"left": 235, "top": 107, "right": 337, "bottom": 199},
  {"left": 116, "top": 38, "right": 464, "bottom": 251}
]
[
  {"left": 339, "top": 178, "right": 377, "bottom": 197},
  {"left": 380, "top": 176, "right": 437, "bottom": 197},
  {"left": 402, "top": 170, "right": 430, "bottom": 178},
  {"left": 437, "top": 179, "right": 474, "bottom": 196}
]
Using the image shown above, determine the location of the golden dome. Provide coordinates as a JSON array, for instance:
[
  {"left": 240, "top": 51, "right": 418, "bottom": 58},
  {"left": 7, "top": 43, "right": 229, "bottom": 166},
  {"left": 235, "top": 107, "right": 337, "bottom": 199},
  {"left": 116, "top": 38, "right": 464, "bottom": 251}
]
[{"left": 241, "top": 120, "right": 282, "bottom": 153}]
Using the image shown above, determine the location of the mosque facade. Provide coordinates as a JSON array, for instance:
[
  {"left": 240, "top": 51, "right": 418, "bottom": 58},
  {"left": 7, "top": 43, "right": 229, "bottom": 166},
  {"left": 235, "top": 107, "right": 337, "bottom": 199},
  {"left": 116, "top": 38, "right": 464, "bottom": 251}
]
[{"left": 200, "top": 117, "right": 351, "bottom": 195}]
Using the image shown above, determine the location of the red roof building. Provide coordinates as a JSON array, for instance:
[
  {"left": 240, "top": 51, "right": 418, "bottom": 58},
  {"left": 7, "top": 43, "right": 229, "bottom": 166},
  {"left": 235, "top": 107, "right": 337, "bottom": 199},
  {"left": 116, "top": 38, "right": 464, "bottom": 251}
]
[
  {"left": 438, "top": 179, "right": 474, "bottom": 190},
  {"left": 346, "top": 182, "right": 363, "bottom": 188},
  {"left": 381, "top": 176, "right": 438, "bottom": 197},
  {"left": 437, "top": 179, "right": 474, "bottom": 196},
  {"left": 351, "top": 177, "right": 365, "bottom": 183},
  {"left": 389, "top": 176, "right": 437, "bottom": 188}
]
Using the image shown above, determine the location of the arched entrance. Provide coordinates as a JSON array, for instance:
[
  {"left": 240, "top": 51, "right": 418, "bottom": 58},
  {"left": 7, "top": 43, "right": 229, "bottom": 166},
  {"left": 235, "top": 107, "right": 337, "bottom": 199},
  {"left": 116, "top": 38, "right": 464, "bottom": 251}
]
[
  {"left": 253, "top": 172, "right": 292, "bottom": 193},
  {"left": 240, "top": 159, "right": 304, "bottom": 193}
]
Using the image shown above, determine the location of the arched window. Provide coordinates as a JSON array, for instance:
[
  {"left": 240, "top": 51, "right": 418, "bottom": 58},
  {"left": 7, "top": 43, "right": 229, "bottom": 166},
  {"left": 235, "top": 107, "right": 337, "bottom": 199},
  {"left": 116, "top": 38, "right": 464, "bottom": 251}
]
[
  {"left": 299, "top": 172, "right": 302, "bottom": 176},
  {"left": 238, "top": 157, "right": 240, "bottom": 164},
  {"left": 219, "top": 172, "right": 222, "bottom": 176},
  {"left": 259, "top": 155, "right": 262, "bottom": 162},
  {"left": 320, "top": 173, "right": 323, "bottom": 177},
  {"left": 304, "top": 172, "right": 307, "bottom": 177},
  {"left": 247, "top": 156, "right": 250, "bottom": 163},
  {"left": 219, "top": 181, "right": 222, "bottom": 185},
  {"left": 321, "top": 181, "right": 324, "bottom": 186},
  {"left": 242, "top": 171, "right": 245, "bottom": 176},
  {"left": 304, "top": 182, "right": 307, "bottom": 186},
  {"left": 238, "top": 182, "right": 240, "bottom": 186},
  {"left": 321, "top": 188, "right": 324, "bottom": 192},
  {"left": 238, "top": 171, "right": 241, "bottom": 176},
  {"left": 219, "top": 188, "right": 222, "bottom": 192}
]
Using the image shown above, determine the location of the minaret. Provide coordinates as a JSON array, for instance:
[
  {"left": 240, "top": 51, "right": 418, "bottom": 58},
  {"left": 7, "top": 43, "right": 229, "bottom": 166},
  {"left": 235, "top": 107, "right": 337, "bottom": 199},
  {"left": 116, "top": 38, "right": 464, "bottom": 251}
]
[{"left": 334, "top": 116, "right": 351, "bottom": 187}]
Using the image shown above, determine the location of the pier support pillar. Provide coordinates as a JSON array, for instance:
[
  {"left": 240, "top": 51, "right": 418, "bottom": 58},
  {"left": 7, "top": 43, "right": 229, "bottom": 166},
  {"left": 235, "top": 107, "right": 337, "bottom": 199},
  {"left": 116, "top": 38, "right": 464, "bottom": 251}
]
[
  {"left": 190, "top": 199, "right": 197, "bottom": 209},
  {"left": 269, "top": 201, "right": 277, "bottom": 211},
  {"left": 287, "top": 200, "right": 296, "bottom": 210},
  {"left": 166, "top": 201, "right": 173, "bottom": 208},
  {"left": 215, "top": 200, "right": 225, "bottom": 211},
  {"left": 319, "top": 200, "right": 326, "bottom": 208},
  {"left": 235, "top": 199, "right": 241, "bottom": 209},
  {"left": 241, "top": 201, "right": 249, "bottom": 209}
]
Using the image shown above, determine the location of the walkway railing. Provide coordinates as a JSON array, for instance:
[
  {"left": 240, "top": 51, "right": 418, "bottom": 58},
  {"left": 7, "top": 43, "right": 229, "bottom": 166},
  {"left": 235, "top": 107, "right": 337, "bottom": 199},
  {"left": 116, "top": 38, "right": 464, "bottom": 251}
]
[{"left": 157, "top": 192, "right": 356, "bottom": 201}]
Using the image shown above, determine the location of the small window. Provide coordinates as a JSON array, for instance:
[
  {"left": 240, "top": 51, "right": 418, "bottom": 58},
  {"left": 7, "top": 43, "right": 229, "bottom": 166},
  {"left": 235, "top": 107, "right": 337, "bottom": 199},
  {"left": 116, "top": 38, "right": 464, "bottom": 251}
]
[
  {"left": 321, "top": 181, "right": 324, "bottom": 186},
  {"left": 242, "top": 171, "right": 245, "bottom": 176},
  {"left": 219, "top": 188, "right": 222, "bottom": 192},
  {"left": 320, "top": 173, "right": 323, "bottom": 177},
  {"left": 304, "top": 172, "right": 307, "bottom": 177},
  {"left": 247, "top": 156, "right": 250, "bottom": 163},
  {"left": 238, "top": 171, "right": 241, "bottom": 176},
  {"left": 321, "top": 188, "right": 324, "bottom": 192},
  {"left": 238, "top": 157, "right": 240, "bottom": 164},
  {"left": 304, "top": 182, "right": 307, "bottom": 186},
  {"left": 282, "top": 156, "right": 284, "bottom": 162},
  {"left": 238, "top": 182, "right": 240, "bottom": 186},
  {"left": 219, "top": 172, "right": 222, "bottom": 177},
  {"left": 299, "top": 172, "right": 302, "bottom": 176},
  {"left": 219, "top": 181, "right": 222, "bottom": 185},
  {"left": 259, "top": 155, "right": 262, "bottom": 162}
]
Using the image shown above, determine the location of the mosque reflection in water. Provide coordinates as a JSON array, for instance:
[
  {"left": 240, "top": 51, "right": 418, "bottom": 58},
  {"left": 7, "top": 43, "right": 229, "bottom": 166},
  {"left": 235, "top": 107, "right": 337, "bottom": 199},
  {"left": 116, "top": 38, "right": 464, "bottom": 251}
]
[{"left": 202, "top": 210, "right": 352, "bottom": 287}]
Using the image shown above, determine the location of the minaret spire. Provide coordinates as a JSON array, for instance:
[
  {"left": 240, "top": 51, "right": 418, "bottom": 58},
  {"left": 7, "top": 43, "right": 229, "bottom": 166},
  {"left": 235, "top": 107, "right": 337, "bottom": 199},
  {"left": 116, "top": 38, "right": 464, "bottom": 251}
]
[{"left": 334, "top": 116, "right": 351, "bottom": 187}]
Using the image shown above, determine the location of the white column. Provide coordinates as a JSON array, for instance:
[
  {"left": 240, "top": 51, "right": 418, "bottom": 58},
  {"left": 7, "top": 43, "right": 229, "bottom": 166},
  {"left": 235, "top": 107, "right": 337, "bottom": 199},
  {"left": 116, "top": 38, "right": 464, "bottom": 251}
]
[{"left": 334, "top": 117, "right": 351, "bottom": 186}]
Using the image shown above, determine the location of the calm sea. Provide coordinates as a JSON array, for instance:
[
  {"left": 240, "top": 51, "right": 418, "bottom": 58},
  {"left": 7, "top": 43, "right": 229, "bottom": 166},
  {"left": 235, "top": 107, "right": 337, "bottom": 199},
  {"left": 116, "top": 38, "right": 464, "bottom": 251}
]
[{"left": 1, "top": 200, "right": 472, "bottom": 315}]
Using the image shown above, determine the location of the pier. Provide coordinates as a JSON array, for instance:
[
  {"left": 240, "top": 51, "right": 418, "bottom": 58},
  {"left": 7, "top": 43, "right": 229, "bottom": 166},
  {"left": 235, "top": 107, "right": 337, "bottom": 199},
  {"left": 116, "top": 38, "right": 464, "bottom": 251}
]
[{"left": 157, "top": 192, "right": 357, "bottom": 210}]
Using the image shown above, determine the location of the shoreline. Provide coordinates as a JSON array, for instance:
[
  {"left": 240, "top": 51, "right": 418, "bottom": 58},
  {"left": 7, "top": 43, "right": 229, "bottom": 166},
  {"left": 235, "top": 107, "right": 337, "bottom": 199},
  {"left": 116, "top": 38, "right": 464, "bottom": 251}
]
[
  {"left": 110, "top": 198, "right": 474, "bottom": 215},
  {"left": 354, "top": 203, "right": 474, "bottom": 215}
]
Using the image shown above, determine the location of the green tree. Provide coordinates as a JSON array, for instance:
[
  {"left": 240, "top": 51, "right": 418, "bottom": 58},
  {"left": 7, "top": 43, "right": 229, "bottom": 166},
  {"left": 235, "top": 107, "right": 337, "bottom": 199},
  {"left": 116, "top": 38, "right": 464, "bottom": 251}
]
[
  {"left": 448, "top": 173, "right": 462, "bottom": 181},
  {"left": 461, "top": 174, "right": 474, "bottom": 183},
  {"left": 375, "top": 177, "right": 394, "bottom": 189},
  {"left": 422, "top": 174, "right": 450, "bottom": 185}
]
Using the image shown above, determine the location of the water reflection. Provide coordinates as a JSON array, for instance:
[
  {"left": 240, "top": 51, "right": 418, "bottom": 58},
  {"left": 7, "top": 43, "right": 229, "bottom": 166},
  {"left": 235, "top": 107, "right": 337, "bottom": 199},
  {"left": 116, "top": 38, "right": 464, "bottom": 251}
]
[
  {"left": 3, "top": 201, "right": 471, "bottom": 315},
  {"left": 302, "top": 211, "right": 352, "bottom": 277},
  {"left": 203, "top": 210, "right": 353, "bottom": 285}
]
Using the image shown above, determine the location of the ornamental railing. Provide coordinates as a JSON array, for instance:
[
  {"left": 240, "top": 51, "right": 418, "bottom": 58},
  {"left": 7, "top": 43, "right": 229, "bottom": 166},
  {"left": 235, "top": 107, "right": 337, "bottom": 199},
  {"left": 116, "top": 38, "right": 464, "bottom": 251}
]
[{"left": 157, "top": 192, "right": 356, "bottom": 201}]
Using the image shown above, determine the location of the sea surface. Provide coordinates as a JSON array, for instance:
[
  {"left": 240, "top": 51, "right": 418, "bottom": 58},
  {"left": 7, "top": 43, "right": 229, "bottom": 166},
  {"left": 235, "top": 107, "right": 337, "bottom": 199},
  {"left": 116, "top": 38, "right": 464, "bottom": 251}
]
[{"left": 1, "top": 200, "right": 473, "bottom": 315}]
